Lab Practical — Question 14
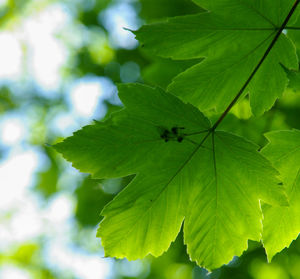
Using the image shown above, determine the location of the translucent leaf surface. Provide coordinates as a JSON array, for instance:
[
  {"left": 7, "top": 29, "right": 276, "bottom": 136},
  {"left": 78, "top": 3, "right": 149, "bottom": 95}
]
[
  {"left": 55, "top": 84, "right": 287, "bottom": 270},
  {"left": 262, "top": 130, "right": 300, "bottom": 260},
  {"left": 135, "top": 0, "right": 299, "bottom": 115}
]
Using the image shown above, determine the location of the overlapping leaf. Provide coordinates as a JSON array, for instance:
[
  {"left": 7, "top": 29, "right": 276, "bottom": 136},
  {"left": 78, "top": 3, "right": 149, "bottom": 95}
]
[
  {"left": 55, "top": 84, "right": 287, "bottom": 270},
  {"left": 135, "top": 0, "right": 299, "bottom": 115},
  {"left": 261, "top": 130, "right": 300, "bottom": 260}
]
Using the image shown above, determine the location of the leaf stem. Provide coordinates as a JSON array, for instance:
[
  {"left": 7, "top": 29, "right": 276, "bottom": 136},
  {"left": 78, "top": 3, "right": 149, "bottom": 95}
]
[{"left": 211, "top": 0, "right": 300, "bottom": 131}]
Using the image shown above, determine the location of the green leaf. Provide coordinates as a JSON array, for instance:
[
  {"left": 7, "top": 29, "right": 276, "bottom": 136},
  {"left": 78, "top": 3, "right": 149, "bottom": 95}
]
[
  {"left": 142, "top": 58, "right": 200, "bottom": 89},
  {"left": 75, "top": 177, "right": 114, "bottom": 227},
  {"left": 54, "top": 84, "right": 287, "bottom": 270},
  {"left": 135, "top": 0, "right": 299, "bottom": 115},
  {"left": 139, "top": 0, "right": 203, "bottom": 22},
  {"left": 286, "top": 68, "right": 300, "bottom": 92},
  {"left": 261, "top": 130, "right": 300, "bottom": 260}
]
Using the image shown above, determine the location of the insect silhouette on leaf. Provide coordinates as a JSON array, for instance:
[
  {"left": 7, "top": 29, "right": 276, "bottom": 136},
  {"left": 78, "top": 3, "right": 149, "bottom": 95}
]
[
  {"left": 172, "top": 126, "right": 185, "bottom": 142},
  {"left": 177, "top": 136, "right": 183, "bottom": 142},
  {"left": 171, "top": 126, "right": 185, "bottom": 135},
  {"left": 158, "top": 126, "right": 185, "bottom": 143},
  {"left": 160, "top": 129, "right": 171, "bottom": 142}
]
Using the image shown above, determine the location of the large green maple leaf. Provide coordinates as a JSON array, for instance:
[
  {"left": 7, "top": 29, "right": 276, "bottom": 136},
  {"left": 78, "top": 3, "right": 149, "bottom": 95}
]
[
  {"left": 261, "top": 130, "right": 300, "bottom": 260},
  {"left": 55, "top": 84, "right": 287, "bottom": 270},
  {"left": 135, "top": 0, "right": 299, "bottom": 115}
]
